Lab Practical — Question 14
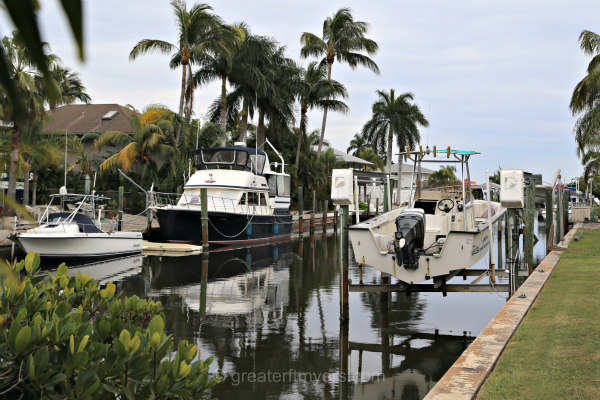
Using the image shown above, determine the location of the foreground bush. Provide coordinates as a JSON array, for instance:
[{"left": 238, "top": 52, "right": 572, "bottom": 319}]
[{"left": 0, "top": 252, "right": 219, "bottom": 399}]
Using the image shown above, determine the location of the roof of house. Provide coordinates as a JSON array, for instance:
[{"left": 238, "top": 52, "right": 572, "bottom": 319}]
[
  {"left": 44, "top": 104, "right": 133, "bottom": 135},
  {"left": 386, "top": 163, "right": 435, "bottom": 175},
  {"left": 312, "top": 145, "right": 375, "bottom": 167}
]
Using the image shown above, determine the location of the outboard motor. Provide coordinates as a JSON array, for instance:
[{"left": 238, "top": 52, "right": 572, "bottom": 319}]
[{"left": 394, "top": 208, "right": 425, "bottom": 269}]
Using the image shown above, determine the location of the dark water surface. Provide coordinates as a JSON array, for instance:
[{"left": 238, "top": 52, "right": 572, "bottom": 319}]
[{"left": 29, "top": 217, "right": 549, "bottom": 399}]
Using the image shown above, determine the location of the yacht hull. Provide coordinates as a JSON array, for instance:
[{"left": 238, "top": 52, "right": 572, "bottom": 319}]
[
  {"left": 154, "top": 208, "right": 293, "bottom": 245},
  {"left": 13, "top": 232, "right": 143, "bottom": 259}
]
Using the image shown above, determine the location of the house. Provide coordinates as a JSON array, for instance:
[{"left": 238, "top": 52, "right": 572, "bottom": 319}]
[
  {"left": 44, "top": 104, "right": 133, "bottom": 136},
  {"left": 385, "top": 163, "right": 435, "bottom": 204},
  {"left": 44, "top": 104, "right": 134, "bottom": 173},
  {"left": 312, "top": 145, "right": 375, "bottom": 170}
]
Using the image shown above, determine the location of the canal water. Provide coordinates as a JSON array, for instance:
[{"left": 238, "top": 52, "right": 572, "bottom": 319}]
[{"left": 30, "top": 217, "right": 549, "bottom": 399}]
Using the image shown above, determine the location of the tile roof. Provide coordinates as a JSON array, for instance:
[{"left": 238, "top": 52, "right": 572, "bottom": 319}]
[{"left": 44, "top": 104, "right": 133, "bottom": 134}]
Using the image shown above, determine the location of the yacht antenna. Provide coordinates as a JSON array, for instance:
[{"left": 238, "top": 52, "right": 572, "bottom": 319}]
[{"left": 64, "top": 129, "right": 68, "bottom": 188}]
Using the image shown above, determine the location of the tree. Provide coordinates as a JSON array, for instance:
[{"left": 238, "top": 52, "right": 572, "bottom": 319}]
[
  {"left": 346, "top": 132, "right": 368, "bottom": 156},
  {"left": 96, "top": 105, "right": 176, "bottom": 181},
  {"left": 193, "top": 23, "right": 246, "bottom": 138},
  {"left": 362, "top": 88, "right": 428, "bottom": 179},
  {"left": 0, "top": 32, "right": 45, "bottom": 216},
  {"left": 428, "top": 165, "right": 457, "bottom": 185},
  {"left": 129, "top": 1, "right": 238, "bottom": 142},
  {"left": 295, "top": 61, "right": 347, "bottom": 165},
  {"left": 300, "top": 7, "right": 379, "bottom": 157},
  {"left": 571, "top": 30, "right": 600, "bottom": 173}
]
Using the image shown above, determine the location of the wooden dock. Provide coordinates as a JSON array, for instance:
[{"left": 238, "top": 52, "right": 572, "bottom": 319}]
[{"left": 142, "top": 240, "right": 203, "bottom": 255}]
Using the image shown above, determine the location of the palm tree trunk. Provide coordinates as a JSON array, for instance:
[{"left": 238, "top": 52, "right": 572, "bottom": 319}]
[
  {"left": 257, "top": 107, "right": 265, "bottom": 150},
  {"left": 219, "top": 75, "right": 227, "bottom": 138},
  {"left": 186, "top": 63, "right": 194, "bottom": 123},
  {"left": 22, "top": 167, "right": 30, "bottom": 206},
  {"left": 239, "top": 98, "right": 248, "bottom": 143},
  {"left": 176, "top": 65, "right": 187, "bottom": 144},
  {"left": 32, "top": 173, "right": 38, "bottom": 206},
  {"left": 316, "top": 62, "right": 333, "bottom": 157},
  {"left": 5, "top": 122, "right": 21, "bottom": 217},
  {"left": 295, "top": 111, "right": 306, "bottom": 166}
]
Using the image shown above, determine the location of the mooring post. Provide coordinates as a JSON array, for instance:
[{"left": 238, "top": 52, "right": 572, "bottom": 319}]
[
  {"left": 524, "top": 185, "right": 535, "bottom": 274},
  {"left": 310, "top": 190, "right": 316, "bottom": 235},
  {"left": 322, "top": 200, "right": 328, "bottom": 234},
  {"left": 298, "top": 186, "right": 304, "bottom": 235},
  {"left": 199, "top": 252, "right": 208, "bottom": 317},
  {"left": 383, "top": 182, "right": 389, "bottom": 213},
  {"left": 375, "top": 198, "right": 379, "bottom": 216},
  {"left": 117, "top": 186, "right": 124, "bottom": 232},
  {"left": 556, "top": 189, "right": 563, "bottom": 243},
  {"left": 339, "top": 205, "right": 350, "bottom": 324},
  {"left": 497, "top": 214, "right": 503, "bottom": 270},
  {"left": 201, "top": 188, "right": 209, "bottom": 248},
  {"left": 485, "top": 171, "right": 496, "bottom": 283},
  {"left": 562, "top": 190, "right": 569, "bottom": 238},
  {"left": 546, "top": 188, "right": 556, "bottom": 254},
  {"left": 333, "top": 207, "right": 338, "bottom": 232}
]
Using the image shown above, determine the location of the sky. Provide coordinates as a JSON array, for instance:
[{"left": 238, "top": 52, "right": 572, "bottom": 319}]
[{"left": 1, "top": 0, "right": 597, "bottom": 184}]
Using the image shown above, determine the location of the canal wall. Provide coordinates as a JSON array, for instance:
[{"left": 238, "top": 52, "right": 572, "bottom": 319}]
[{"left": 423, "top": 223, "right": 582, "bottom": 400}]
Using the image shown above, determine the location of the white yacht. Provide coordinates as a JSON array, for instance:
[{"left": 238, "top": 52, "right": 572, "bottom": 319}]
[
  {"left": 152, "top": 142, "right": 292, "bottom": 245},
  {"left": 10, "top": 193, "right": 142, "bottom": 259}
]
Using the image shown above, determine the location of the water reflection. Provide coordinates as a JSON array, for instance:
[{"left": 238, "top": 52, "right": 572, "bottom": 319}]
[
  {"left": 107, "top": 235, "right": 499, "bottom": 400},
  {"left": 2, "top": 208, "right": 553, "bottom": 398}
]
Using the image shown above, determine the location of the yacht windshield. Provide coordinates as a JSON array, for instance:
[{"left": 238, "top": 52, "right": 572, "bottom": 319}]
[{"left": 194, "top": 148, "right": 266, "bottom": 173}]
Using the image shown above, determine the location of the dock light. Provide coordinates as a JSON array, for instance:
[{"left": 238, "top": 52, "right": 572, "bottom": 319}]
[
  {"left": 433, "top": 145, "right": 437, "bottom": 157},
  {"left": 447, "top": 146, "right": 451, "bottom": 158}
]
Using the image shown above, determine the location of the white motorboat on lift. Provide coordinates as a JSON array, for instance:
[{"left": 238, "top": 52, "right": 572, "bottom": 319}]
[
  {"left": 9, "top": 191, "right": 142, "bottom": 259},
  {"left": 348, "top": 148, "right": 506, "bottom": 284}
]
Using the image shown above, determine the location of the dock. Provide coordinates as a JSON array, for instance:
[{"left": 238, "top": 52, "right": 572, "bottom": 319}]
[{"left": 142, "top": 240, "right": 203, "bottom": 255}]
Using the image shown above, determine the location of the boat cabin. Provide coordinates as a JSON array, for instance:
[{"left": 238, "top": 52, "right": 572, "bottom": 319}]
[{"left": 194, "top": 147, "right": 268, "bottom": 174}]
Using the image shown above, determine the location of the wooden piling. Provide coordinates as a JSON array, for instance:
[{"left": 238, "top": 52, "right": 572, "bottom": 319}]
[
  {"left": 556, "top": 189, "right": 563, "bottom": 243},
  {"left": 497, "top": 214, "right": 503, "bottom": 271},
  {"left": 322, "top": 200, "right": 328, "bottom": 234},
  {"left": 545, "top": 187, "right": 553, "bottom": 241},
  {"left": 200, "top": 252, "right": 208, "bottom": 317},
  {"left": 298, "top": 187, "right": 304, "bottom": 235},
  {"left": 383, "top": 183, "right": 389, "bottom": 213},
  {"left": 117, "top": 186, "right": 124, "bottom": 231},
  {"left": 562, "top": 190, "right": 569, "bottom": 237},
  {"left": 201, "top": 188, "right": 209, "bottom": 248},
  {"left": 333, "top": 208, "right": 338, "bottom": 232},
  {"left": 524, "top": 185, "right": 535, "bottom": 273},
  {"left": 340, "top": 205, "right": 350, "bottom": 324},
  {"left": 310, "top": 190, "right": 316, "bottom": 235},
  {"left": 375, "top": 198, "right": 379, "bottom": 216}
]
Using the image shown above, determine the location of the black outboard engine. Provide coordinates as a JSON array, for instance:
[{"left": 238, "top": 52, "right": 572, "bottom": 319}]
[{"left": 394, "top": 208, "right": 425, "bottom": 269}]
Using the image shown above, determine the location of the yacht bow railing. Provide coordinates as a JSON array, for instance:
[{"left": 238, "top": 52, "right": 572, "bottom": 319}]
[{"left": 149, "top": 191, "right": 271, "bottom": 215}]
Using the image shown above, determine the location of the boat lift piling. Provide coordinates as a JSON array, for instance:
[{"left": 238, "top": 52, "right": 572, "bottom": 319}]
[
  {"left": 200, "top": 188, "right": 209, "bottom": 248},
  {"left": 297, "top": 187, "right": 304, "bottom": 234},
  {"left": 117, "top": 186, "right": 124, "bottom": 232}
]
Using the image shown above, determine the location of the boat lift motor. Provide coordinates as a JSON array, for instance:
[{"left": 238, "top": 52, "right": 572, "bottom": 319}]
[{"left": 394, "top": 208, "right": 425, "bottom": 270}]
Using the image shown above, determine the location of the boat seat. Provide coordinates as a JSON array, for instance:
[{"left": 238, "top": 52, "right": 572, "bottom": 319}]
[{"left": 424, "top": 214, "right": 449, "bottom": 248}]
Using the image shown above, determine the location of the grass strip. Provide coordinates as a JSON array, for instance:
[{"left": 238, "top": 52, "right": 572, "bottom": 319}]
[{"left": 477, "top": 228, "right": 600, "bottom": 400}]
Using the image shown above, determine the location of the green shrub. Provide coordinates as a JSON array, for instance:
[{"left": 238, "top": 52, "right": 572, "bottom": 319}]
[{"left": 0, "top": 252, "right": 220, "bottom": 399}]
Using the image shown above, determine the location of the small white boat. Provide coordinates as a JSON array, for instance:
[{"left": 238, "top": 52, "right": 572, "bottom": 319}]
[
  {"left": 10, "top": 193, "right": 142, "bottom": 259},
  {"left": 348, "top": 148, "right": 506, "bottom": 284}
]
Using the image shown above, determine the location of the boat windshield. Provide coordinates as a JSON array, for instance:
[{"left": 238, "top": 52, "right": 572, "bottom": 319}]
[{"left": 194, "top": 148, "right": 266, "bottom": 174}]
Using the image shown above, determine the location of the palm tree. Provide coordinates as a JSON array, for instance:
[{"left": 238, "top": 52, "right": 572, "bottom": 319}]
[
  {"left": 96, "top": 105, "right": 176, "bottom": 180},
  {"left": 362, "top": 89, "right": 429, "bottom": 204},
  {"left": 129, "top": 1, "right": 237, "bottom": 142},
  {"left": 346, "top": 132, "right": 368, "bottom": 156},
  {"left": 300, "top": 7, "right": 379, "bottom": 157},
  {"left": 0, "top": 32, "right": 45, "bottom": 216},
  {"left": 194, "top": 23, "right": 246, "bottom": 137},
  {"left": 295, "top": 61, "right": 347, "bottom": 165},
  {"left": 571, "top": 30, "right": 600, "bottom": 169}
]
